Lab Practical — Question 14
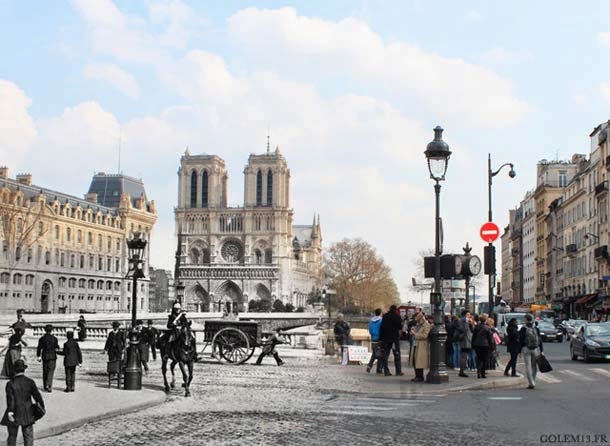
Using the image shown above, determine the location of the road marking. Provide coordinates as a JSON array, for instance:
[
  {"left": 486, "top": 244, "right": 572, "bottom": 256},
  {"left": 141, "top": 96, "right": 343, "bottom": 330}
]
[
  {"left": 488, "top": 397, "right": 522, "bottom": 400},
  {"left": 590, "top": 368, "right": 610, "bottom": 378},
  {"left": 537, "top": 374, "right": 562, "bottom": 383},
  {"left": 558, "top": 369, "right": 595, "bottom": 381}
]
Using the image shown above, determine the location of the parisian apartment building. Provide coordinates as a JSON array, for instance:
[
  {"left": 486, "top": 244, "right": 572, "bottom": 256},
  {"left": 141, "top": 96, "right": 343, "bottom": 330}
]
[
  {"left": 174, "top": 146, "right": 323, "bottom": 313},
  {"left": 0, "top": 168, "right": 157, "bottom": 314},
  {"left": 502, "top": 119, "right": 610, "bottom": 317}
]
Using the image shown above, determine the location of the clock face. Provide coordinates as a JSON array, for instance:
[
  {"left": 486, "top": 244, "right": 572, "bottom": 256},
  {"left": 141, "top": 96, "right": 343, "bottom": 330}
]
[
  {"left": 469, "top": 256, "right": 482, "bottom": 276},
  {"left": 455, "top": 256, "right": 463, "bottom": 276}
]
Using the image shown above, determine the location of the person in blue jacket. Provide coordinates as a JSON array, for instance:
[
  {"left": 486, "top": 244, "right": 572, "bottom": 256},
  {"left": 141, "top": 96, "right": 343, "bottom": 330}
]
[{"left": 366, "top": 308, "right": 383, "bottom": 373}]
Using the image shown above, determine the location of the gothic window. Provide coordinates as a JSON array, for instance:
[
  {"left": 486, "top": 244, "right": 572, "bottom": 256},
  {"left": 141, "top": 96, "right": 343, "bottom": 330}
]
[
  {"left": 190, "top": 170, "right": 198, "bottom": 208},
  {"left": 255, "top": 249, "right": 262, "bottom": 265},
  {"left": 190, "top": 248, "right": 200, "bottom": 264},
  {"left": 267, "top": 170, "right": 273, "bottom": 206},
  {"left": 0, "top": 273, "right": 8, "bottom": 284},
  {"left": 79, "top": 279, "right": 86, "bottom": 288},
  {"left": 256, "top": 170, "right": 263, "bottom": 206},
  {"left": 264, "top": 248, "right": 272, "bottom": 264},
  {"left": 202, "top": 248, "right": 210, "bottom": 264},
  {"left": 201, "top": 170, "right": 208, "bottom": 208},
  {"left": 221, "top": 240, "right": 243, "bottom": 263}
]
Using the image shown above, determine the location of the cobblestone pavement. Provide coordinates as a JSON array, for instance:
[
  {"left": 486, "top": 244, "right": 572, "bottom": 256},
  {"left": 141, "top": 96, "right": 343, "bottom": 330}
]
[{"left": 35, "top": 348, "right": 535, "bottom": 446}]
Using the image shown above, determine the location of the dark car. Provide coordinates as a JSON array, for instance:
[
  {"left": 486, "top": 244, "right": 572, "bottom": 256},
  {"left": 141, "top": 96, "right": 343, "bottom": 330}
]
[
  {"left": 536, "top": 320, "right": 563, "bottom": 343},
  {"left": 570, "top": 323, "right": 610, "bottom": 362}
]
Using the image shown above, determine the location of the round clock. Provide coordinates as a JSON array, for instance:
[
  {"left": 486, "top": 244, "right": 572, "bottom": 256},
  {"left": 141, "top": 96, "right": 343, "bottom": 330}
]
[
  {"left": 468, "top": 256, "right": 482, "bottom": 276},
  {"left": 455, "top": 255, "right": 463, "bottom": 276}
]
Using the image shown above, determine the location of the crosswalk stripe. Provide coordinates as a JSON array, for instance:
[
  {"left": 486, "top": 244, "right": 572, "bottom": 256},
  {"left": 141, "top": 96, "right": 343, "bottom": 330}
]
[
  {"left": 590, "top": 368, "right": 610, "bottom": 378},
  {"left": 559, "top": 370, "right": 595, "bottom": 381},
  {"left": 537, "top": 373, "right": 562, "bottom": 383}
]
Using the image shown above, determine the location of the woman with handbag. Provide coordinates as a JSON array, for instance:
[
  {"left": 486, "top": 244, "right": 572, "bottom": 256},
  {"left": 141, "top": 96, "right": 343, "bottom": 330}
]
[
  {"left": 504, "top": 318, "right": 520, "bottom": 377},
  {"left": 472, "top": 314, "right": 494, "bottom": 379}
]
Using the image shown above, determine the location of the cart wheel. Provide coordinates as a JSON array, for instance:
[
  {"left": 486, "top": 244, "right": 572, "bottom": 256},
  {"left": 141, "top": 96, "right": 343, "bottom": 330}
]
[
  {"left": 212, "top": 328, "right": 251, "bottom": 364},
  {"left": 244, "top": 346, "right": 256, "bottom": 363}
]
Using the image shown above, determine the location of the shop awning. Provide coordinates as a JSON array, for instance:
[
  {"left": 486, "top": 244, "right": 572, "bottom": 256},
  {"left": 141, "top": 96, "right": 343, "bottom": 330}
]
[{"left": 574, "top": 293, "right": 598, "bottom": 305}]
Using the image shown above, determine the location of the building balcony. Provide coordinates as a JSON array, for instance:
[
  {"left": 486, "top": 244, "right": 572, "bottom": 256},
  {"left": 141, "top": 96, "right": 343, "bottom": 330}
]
[
  {"left": 565, "top": 244, "right": 578, "bottom": 256},
  {"left": 595, "top": 180, "right": 609, "bottom": 196},
  {"left": 595, "top": 245, "right": 609, "bottom": 260}
]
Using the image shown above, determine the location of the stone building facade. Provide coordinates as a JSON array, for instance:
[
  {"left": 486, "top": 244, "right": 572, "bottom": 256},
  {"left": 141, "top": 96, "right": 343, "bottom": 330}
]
[
  {"left": 174, "top": 148, "right": 322, "bottom": 313},
  {"left": 0, "top": 168, "right": 157, "bottom": 313}
]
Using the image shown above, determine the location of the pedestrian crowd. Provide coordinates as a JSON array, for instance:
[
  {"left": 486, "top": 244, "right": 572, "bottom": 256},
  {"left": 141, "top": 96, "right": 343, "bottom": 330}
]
[{"left": 333, "top": 305, "right": 546, "bottom": 388}]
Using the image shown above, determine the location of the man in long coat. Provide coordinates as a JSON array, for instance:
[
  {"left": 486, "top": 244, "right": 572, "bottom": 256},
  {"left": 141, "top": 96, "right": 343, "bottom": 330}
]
[
  {"left": 0, "top": 359, "right": 45, "bottom": 446},
  {"left": 103, "top": 322, "right": 125, "bottom": 362},
  {"left": 36, "top": 324, "right": 59, "bottom": 392},
  {"left": 408, "top": 312, "right": 431, "bottom": 382}
]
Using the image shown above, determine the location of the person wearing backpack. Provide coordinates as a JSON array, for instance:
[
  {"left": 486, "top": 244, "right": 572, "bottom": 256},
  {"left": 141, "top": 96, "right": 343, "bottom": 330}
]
[{"left": 519, "top": 314, "right": 544, "bottom": 389}]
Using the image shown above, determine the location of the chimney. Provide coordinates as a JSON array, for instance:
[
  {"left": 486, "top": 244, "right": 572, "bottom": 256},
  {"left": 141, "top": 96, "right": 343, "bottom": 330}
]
[
  {"left": 0, "top": 166, "right": 8, "bottom": 179},
  {"left": 85, "top": 192, "right": 98, "bottom": 204},
  {"left": 16, "top": 173, "right": 32, "bottom": 185}
]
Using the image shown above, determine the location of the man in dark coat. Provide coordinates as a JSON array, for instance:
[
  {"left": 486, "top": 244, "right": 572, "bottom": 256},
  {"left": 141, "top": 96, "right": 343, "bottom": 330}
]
[
  {"left": 36, "top": 324, "right": 59, "bottom": 392},
  {"left": 333, "top": 314, "right": 351, "bottom": 364},
  {"left": 58, "top": 331, "right": 82, "bottom": 392},
  {"left": 379, "top": 305, "right": 403, "bottom": 376},
  {"left": 143, "top": 319, "right": 158, "bottom": 361},
  {"left": 77, "top": 315, "right": 87, "bottom": 342},
  {"left": 1, "top": 359, "right": 45, "bottom": 446},
  {"left": 103, "top": 322, "right": 125, "bottom": 362},
  {"left": 135, "top": 320, "right": 150, "bottom": 374}
]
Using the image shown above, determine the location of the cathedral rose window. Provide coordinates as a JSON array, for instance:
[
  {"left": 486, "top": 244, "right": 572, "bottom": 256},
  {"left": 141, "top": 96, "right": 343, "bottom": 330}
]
[{"left": 221, "top": 240, "right": 243, "bottom": 263}]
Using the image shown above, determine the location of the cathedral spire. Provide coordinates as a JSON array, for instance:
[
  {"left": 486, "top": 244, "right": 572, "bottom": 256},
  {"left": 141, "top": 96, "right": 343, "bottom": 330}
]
[{"left": 266, "top": 132, "right": 270, "bottom": 154}]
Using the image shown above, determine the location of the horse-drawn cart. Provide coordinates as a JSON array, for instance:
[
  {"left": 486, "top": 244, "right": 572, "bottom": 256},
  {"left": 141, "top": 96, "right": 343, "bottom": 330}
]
[{"left": 202, "top": 320, "right": 262, "bottom": 365}]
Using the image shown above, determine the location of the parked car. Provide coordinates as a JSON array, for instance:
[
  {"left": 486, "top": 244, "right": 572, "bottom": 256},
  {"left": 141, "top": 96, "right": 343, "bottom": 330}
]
[
  {"left": 536, "top": 320, "right": 563, "bottom": 342},
  {"left": 570, "top": 323, "right": 610, "bottom": 362}
]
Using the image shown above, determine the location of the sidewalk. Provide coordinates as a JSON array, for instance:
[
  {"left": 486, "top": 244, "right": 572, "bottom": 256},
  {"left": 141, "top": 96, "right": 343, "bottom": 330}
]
[
  {"left": 0, "top": 375, "right": 166, "bottom": 442},
  {"left": 326, "top": 347, "right": 527, "bottom": 394}
]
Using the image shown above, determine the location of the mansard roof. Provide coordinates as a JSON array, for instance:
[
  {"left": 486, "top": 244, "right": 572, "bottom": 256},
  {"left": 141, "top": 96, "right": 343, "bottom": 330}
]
[{"left": 88, "top": 173, "right": 149, "bottom": 208}]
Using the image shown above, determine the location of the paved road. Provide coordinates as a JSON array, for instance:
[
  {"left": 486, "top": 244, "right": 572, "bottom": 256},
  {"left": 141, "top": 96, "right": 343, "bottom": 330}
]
[{"left": 32, "top": 341, "right": 610, "bottom": 446}]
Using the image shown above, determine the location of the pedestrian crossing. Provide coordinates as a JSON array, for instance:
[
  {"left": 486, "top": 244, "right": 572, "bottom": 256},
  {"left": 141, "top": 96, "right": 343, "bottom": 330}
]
[
  {"left": 530, "top": 367, "right": 610, "bottom": 384},
  {"left": 320, "top": 394, "right": 439, "bottom": 415}
]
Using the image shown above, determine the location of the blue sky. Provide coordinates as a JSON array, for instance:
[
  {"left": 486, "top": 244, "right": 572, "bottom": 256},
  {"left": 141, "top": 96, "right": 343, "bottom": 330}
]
[{"left": 2, "top": 0, "right": 610, "bottom": 301}]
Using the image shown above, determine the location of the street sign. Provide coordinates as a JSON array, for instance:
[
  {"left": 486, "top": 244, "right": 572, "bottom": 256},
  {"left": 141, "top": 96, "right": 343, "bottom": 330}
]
[{"left": 480, "top": 222, "right": 500, "bottom": 243}]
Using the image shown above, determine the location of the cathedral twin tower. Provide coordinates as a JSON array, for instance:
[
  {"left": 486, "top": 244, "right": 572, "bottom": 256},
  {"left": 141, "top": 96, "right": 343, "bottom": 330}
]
[{"left": 175, "top": 147, "right": 322, "bottom": 313}]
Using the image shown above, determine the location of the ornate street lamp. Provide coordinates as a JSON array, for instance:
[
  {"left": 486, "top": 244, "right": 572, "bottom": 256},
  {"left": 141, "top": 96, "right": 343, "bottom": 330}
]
[
  {"left": 487, "top": 155, "right": 516, "bottom": 317},
  {"left": 424, "top": 126, "right": 451, "bottom": 384},
  {"left": 124, "top": 232, "right": 147, "bottom": 390}
]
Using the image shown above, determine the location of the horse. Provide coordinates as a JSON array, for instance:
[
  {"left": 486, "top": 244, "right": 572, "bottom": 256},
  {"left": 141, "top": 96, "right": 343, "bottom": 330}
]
[{"left": 159, "top": 327, "right": 196, "bottom": 397}]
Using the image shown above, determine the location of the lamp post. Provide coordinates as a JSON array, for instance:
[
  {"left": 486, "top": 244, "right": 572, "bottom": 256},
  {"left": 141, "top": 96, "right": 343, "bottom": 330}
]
[
  {"left": 424, "top": 126, "right": 451, "bottom": 384},
  {"left": 124, "top": 232, "right": 147, "bottom": 390},
  {"left": 487, "top": 154, "right": 516, "bottom": 319}
]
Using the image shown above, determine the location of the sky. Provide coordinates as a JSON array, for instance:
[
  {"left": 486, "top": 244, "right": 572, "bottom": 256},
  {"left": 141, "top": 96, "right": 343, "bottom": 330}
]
[{"left": 2, "top": 0, "right": 610, "bottom": 302}]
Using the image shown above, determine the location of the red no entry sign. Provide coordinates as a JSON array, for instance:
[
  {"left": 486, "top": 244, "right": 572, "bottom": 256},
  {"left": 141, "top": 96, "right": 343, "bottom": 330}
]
[{"left": 480, "top": 222, "right": 500, "bottom": 243}]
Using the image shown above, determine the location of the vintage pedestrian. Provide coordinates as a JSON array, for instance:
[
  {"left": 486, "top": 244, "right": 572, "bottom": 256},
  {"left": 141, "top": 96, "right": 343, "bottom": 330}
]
[
  {"left": 36, "top": 325, "right": 59, "bottom": 392},
  {"left": 77, "top": 315, "right": 87, "bottom": 342},
  {"left": 58, "top": 330, "right": 82, "bottom": 392},
  {"left": 136, "top": 320, "right": 150, "bottom": 375},
  {"left": 255, "top": 328, "right": 286, "bottom": 366},
  {"left": 143, "top": 320, "right": 158, "bottom": 361},
  {"left": 0, "top": 359, "right": 45, "bottom": 446},
  {"left": 1, "top": 329, "right": 28, "bottom": 379},
  {"left": 103, "top": 321, "right": 125, "bottom": 363}
]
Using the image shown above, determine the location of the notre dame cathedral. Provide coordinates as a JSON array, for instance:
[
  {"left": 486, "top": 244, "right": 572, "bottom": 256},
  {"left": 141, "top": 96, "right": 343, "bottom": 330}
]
[{"left": 174, "top": 146, "right": 322, "bottom": 313}]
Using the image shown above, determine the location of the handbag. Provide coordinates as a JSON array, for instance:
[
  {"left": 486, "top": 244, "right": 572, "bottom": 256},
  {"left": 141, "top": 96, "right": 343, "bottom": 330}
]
[
  {"left": 493, "top": 332, "right": 502, "bottom": 345},
  {"left": 31, "top": 401, "right": 45, "bottom": 421},
  {"left": 536, "top": 354, "right": 552, "bottom": 373}
]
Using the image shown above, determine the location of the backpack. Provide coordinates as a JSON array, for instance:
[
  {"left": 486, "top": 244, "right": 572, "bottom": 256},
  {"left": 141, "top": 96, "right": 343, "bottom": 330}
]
[{"left": 525, "top": 326, "right": 539, "bottom": 349}]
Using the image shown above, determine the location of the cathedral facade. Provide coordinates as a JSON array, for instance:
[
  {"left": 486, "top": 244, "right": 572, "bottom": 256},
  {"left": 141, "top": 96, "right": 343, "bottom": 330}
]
[{"left": 174, "top": 148, "right": 322, "bottom": 313}]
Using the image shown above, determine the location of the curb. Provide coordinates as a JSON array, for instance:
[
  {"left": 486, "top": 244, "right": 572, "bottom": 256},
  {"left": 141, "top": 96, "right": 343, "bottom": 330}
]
[{"left": 34, "top": 392, "right": 169, "bottom": 441}]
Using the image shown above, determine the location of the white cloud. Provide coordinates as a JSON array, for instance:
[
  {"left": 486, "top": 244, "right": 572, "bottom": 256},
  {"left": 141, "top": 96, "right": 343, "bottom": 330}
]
[
  {"left": 465, "top": 10, "right": 482, "bottom": 21},
  {"left": 481, "top": 48, "right": 531, "bottom": 65},
  {"left": 599, "top": 31, "right": 610, "bottom": 47},
  {"left": 601, "top": 83, "right": 610, "bottom": 104},
  {"left": 84, "top": 63, "right": 141, "bottom": 99},
  {"left": 0, "top": 80, "right": 37, "bottom": 167},
  {"left": 228, "top": 7, "right": 530, "bottom": 128}
]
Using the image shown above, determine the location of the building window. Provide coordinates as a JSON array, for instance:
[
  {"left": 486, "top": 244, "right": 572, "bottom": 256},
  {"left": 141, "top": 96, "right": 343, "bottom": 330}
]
[
  {"left": 88, "top": 232, "right": 92, "bottom": 244},
  {"left": 54, "top": 225, "right": 60, "bottom": 240},
  {"left": 267, "top": 170, "right": 273, "bottom": 206},
  {"left": 80, "top": 255, "right": 85, "bottom": 269},
  {"left": 38, "top": 222, "right": 44, "bottom": 236},
  {"left": 190, "top": 170, "right": 198, "bottom": 208},
  {"left": 79, "top": 279, "right": 86, "bottom": 288},
  {"left": 559, "top": 170, "right": 567, "bottom": 187},
  {"left": 264, "top": 248, "right": 272, "bottom": 264},
  {"left": 202, "top": 170, "right": 208, "bottom": 208},
  {"left": 115, "top": 259, "right": 120, "bottom": 272},
  {"left": 77, "top": 230, "right": 82, "bottom": 243},
  {"left": 98, "top": 234, "right": 102, "bottom": 249},
  {"left": 60, "top": 252, "right": 65, "bottom": 267},
  {"left": 68, "top": 278, "right": 76, "bottom": 288},
  {"left": 0, "top": 273, "right": 9, "bottom": 284},
  {"left": 45, "top": 251, "right": 51, "bottom": 265},
  {"left": 13, "top": 274, "right": 22, "bottom": 285},
  {"left": 25, "top": 275, "right": 34, "bottom": 286},
  {"left": 70, "top": 254, "right": 75, "bottom": 268},
  {"left": 66, "top": 227, "right": 71, "bottom": 241},
  {"left": 256, "top": 170, "right": 262, "bottom": 206}
]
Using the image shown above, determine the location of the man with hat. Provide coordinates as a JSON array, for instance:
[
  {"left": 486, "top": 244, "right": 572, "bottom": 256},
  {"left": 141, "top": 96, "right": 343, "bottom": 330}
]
[
  {"left": 103, "top": 321, "right": 125, "bottom": 363},
  {"left": 142, "top": 320, "right": 158, "bottom": 361},
  {"left": 1, "top": 359, "right": 45, "bottom": 446},
  {"left": 36, "top": 325, "right": 59, "bottom": 392},
  {"left": 58, "top": 330, "right": 82, "bottom": 392},
  {"left": 135, "top": 320, "right": 150, "bottom": 375}
]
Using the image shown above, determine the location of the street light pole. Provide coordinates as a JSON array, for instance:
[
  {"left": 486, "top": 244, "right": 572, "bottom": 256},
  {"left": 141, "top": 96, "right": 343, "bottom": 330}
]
[
  {"left": 424, "top": 126, "right": 451, "bottom": 384},
  {"left": 487, "top": 154, "right": 516, "bottom": 318},
  {"left": 124, "top": 232, "right": 147, "bottom": 391}
]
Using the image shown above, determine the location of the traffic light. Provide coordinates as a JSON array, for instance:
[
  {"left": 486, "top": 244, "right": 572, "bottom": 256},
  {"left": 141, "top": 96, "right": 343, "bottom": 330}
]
[{"left": 484, "top": 245, "right": 496, "bottom": 275}]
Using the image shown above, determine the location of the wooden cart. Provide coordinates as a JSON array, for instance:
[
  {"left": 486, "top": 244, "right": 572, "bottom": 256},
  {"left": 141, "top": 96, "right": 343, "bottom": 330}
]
[{"left": 202, "top": 320, "right": 262, "bottom": 365}]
